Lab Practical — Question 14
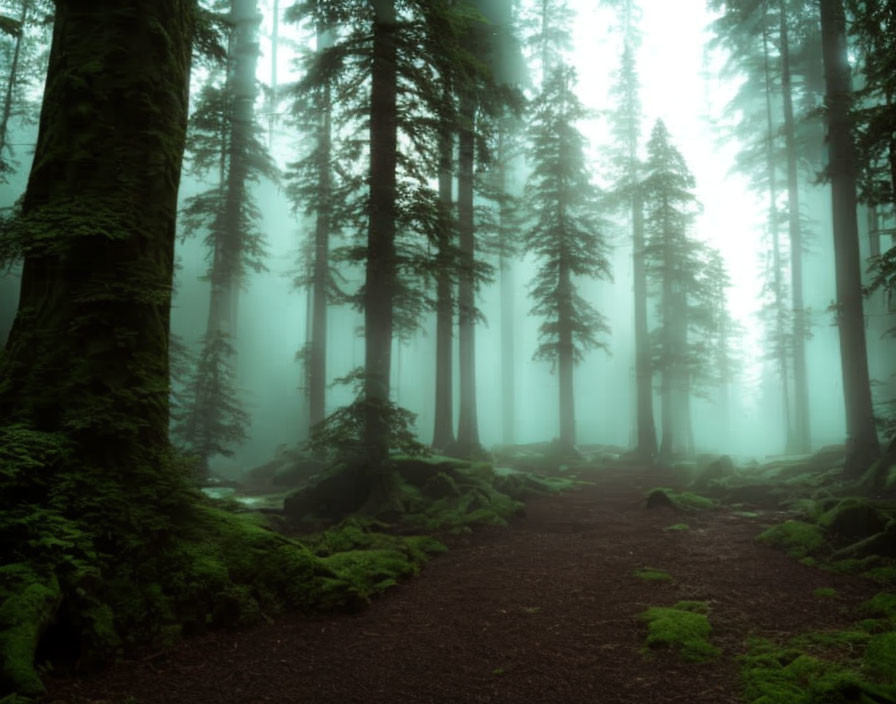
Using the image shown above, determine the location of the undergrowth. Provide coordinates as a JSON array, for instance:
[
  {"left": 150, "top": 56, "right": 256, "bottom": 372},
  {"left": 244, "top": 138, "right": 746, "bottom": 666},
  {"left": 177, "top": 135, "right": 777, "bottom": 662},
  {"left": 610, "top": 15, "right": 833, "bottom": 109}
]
[{"left": 639, "top": 600, "right": 720, "bottom": 662}]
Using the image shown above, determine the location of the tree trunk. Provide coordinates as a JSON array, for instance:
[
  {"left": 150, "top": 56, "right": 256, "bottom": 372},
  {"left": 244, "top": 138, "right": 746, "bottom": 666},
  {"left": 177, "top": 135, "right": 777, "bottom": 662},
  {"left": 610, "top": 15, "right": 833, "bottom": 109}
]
[
  {"left": 455, "top": 92, "right": 480, "bottom": 456},
  {"left": 268, "top": 0, "right": 279, "bottom": 148},
  {"left": 364, "top": 0, "right": 398, "bottom": 462},
  {"left": 659, "top": 255, "right": 675, "bottom": 464},
  {"left": 432, "top": 100, "right": 455, "bottom": 450},
  {"left": 0, "top": 1, "right": 193, "bottom": 470},
  {"left": 0, "top": 0, "right": 28, "bottom": 162},
  {"left": 780, "top": 2, "right": 811, "bottom": 453},
  {"left": 498, "top": 127, "right": 516, "bottom": 448},
  {"left": 819, "top": 0, "right": 881, "bottom": 476},
  {"left": 557, "top": 258, "right": 575, "bottom": 451},
  {"left": 309, "top": 24, "right": 333, "bottom": 433},
  {"left": 632, "top": 190, "right": 657, "bottom": 461},
  {"left": 762, "top": 8, "right": 795, "bottom": 452}
]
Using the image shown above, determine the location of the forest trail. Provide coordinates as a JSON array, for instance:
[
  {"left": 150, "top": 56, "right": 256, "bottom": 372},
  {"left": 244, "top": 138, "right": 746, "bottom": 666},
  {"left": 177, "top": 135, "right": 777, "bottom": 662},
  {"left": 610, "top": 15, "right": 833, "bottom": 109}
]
[{"left": 47, "top": 465, "right": 878, "bottom": 704}]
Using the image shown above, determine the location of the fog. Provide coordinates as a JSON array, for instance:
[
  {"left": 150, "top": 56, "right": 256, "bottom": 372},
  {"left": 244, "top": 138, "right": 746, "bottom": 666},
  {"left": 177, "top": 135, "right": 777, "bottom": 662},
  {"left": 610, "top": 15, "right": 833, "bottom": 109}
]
[{"left": 1, "top": 0, "right": 893, "bottom": 476}]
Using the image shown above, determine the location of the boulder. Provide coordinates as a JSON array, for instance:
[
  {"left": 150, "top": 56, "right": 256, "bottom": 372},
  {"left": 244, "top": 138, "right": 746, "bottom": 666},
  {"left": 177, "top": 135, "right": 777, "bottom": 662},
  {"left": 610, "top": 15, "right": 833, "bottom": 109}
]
[{"left": 283, "top": 462, "right": 372, "bottom": 521}]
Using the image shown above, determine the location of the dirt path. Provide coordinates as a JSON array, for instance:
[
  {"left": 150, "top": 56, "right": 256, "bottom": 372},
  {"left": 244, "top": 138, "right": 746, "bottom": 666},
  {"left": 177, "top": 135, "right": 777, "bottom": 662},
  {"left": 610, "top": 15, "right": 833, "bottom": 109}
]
[{"left": 46, "top": 466, "right": 878, "bottom": 704}]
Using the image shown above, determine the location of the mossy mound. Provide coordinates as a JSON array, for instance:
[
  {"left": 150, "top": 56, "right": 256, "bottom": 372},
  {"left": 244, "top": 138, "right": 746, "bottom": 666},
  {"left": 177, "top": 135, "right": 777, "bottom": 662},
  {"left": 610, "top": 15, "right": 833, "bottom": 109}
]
[
  {"left": 819, "top": 499, "right": 890, "bottom": 543},
  {"left": 633, "top": 567, "right": 673, "bottom": 583},
  {"left": 691, "top": 455, "right": 735, "bottom": 491},
  {"left": 756, "top": 520, "right": 826, "bottom": 559},
  {"left": 645, "top": 488, "right": 716, "bottom": 511},
  {"left": 664, "top": 523, "right": 690, "bottom": 532},
  {"left": 283, "top": 456, "right": 568, "bottom": 535},
  {"left": 639, "top": 600, "right": 720, "bottom": 662},
  {"left": 740, "top": 637, "right": 896, "bottom": 704}
]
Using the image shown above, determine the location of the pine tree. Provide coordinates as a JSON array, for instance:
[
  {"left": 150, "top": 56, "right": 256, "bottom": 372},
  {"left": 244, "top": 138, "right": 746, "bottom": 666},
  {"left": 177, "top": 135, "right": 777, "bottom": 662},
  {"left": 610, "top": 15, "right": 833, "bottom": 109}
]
[
  {"left": 642, "top": 120, "right": 703, "bottom": 462},
  {"left": 605, "top": 40, "right": 657, "bottom": 462},
  {"left": 819, "top": 0, "right": 880, "bottom": 475},
  {"left": 525, "top": 63, "right": 610, "bottom": 453},
  {"left": 175, "top": 0, "right": 275, "bottom": 473}
]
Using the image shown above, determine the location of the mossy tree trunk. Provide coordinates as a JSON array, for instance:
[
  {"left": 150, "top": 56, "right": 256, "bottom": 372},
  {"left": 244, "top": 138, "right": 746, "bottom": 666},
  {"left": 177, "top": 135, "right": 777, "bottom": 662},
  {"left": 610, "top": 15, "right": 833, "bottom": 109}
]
[
  {"left": 818, "top": 0, "right": 881, "bottom": 476},
  {"left": 0, "top": 1, "right": 193, "bottom": 468}
]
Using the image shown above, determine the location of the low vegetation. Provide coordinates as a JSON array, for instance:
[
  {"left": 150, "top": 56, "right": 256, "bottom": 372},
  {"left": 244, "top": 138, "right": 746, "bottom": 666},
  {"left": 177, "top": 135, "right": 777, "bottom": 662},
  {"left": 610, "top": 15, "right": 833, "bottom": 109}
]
[{"left": 639, "top": 600, "right": 720, "bottom": 662}]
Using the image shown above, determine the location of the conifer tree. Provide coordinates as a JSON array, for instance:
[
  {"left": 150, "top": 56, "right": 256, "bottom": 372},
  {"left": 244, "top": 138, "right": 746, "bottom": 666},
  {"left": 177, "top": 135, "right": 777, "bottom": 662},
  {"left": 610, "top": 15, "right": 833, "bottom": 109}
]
[
  {"left": 174, "top": 0, "right": 275, "bottom": 474},
  {"left": 606, "top": 39, "right": 657, "bottom": 462},
  {"left": 642, "top": 120, "right": 703, "bottom": 462},
  {"left": 819, "top": 0, "right": 880, "bottom": 475},
  {"left": 525, "top": 63, "right": 610, "bottom": 453}
]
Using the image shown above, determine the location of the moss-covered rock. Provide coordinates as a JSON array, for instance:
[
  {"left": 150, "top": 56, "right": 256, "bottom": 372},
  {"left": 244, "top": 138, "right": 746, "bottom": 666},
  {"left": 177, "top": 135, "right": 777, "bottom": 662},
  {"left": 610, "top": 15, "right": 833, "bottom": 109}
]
[
  {"left": 756, "top": 521, "right": 826, "bottom": 559},
  {"left": 865, "top": 632, "right": 896, "bottom": 680},
  {"left": 639, "top": 600, "right": 719, "bottom": 662},
  {"left": 645, "top": 488, "right": 715, "bottom": 511}
]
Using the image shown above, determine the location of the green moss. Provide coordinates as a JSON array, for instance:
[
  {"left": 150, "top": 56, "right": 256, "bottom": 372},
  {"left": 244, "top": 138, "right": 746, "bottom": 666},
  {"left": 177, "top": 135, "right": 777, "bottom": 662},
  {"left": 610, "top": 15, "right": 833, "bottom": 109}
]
[
  {"left": 863, "top": 567, "right": 896, "bottom": 585},
  {"left": 812, "top": 587, "right": 838, "bottom": 599},
  {"left": 646, "top": 488, "right": 716, "bottom": 511},
  {"left": 864, "top": 632, "right": 896, "bottom": 680},
  {"left": 0, "top": 571, "right": 61, "bottom": 696},
  {"left": 858, "top": 593, "right": 896, "bottom": 622},
  {"left": 756, "top": 520, "right": 826, "bottom": 559},
  {"left": 633, "top": 567, "right": 673, "bottom": 583},
  {"left": 639, "top": 600, "right": 719, "bottom": 662},
  {"left": 663, "top": 523, "right": 690, "bottom": 532}
]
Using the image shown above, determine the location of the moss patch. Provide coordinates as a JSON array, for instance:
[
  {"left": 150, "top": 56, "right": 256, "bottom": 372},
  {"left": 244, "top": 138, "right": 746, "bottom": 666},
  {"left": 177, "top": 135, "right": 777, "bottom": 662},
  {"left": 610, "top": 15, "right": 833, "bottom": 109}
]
[
  {"left": 646, "top": 488, "right": 716, "bottom": 511},
  {"left": 633, "top": 567, "right": 673, "bottom": 583},
  {"left": 755, "top": 520, "right": 826, "bottom": 559},
  {"left": 663, "top": 523, "right": 690, "bottom": 532},
  {"left": 639, "top": 600, "right": 720, "bottom": 662},
  {"left": 812, "top": 587, "right": 838, "bottom": 599}
]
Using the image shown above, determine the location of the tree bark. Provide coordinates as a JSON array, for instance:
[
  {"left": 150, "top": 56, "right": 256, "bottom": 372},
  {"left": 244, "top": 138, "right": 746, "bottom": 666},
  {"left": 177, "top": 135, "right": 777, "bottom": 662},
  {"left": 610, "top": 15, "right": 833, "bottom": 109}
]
[
  {"left": 779, "top": 2, "right": 811, "bottom": 453},
  {"left": 819, "top": 0, "right": 881, "bottom": 475},
  {"left": 557, "top": 258, "right": 575, "bottom": 451},
  {"left": 0, "top": 0, "right": 28, "bottom": 162},
  {"left": 498, "top": 127, "right": 516, "bottom": 448},
  {"left": 432, "top": 100, "right": 455, "bottom": 450},
  {"left": 455, "top": 92, "right": 480, "bottom": 456},
  {"left": 632, "top": 189, "right": 657, "bottom": 461},
  {"left": 364, "top": 0, "right": 398, "bottom": 462},
  {"left": 762, "top": 7, "right": 795, "bottom": 452},
  {"left": 309, "top": 24, "right": 333, "bottom": 433},
  {"left": 0, "top": 1, "right": 193, "bottom": 470}
]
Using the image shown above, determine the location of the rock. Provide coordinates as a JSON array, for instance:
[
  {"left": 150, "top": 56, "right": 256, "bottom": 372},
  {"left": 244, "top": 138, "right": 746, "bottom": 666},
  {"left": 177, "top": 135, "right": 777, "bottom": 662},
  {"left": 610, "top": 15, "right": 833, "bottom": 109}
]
[{"left": 819, "top": 498, "right": 890, "bottom": 542}]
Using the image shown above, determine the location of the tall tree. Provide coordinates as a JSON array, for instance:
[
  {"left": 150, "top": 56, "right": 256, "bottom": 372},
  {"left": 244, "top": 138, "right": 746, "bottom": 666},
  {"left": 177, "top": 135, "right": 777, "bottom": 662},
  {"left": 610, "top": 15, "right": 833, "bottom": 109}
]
[
  {"left": 643, "top": 120, "right": 703, "bottom": 462},
  {"left": 778, "top": 0, "right": 811, "bottom": 452},
  {"left": 818, "top": 0, "right": 880, "bottom": 475},
  {"left": 525, "top": 63, "right": 610, "bottom": 453},
  {"left": 175, "top": 0, "right": 271, "bottom": 474},
  {"left": 0, "top": 0, "right": 192, "bottom": 464},
  {"left": 363, "top": 0, "right": 398, "bottom": 463},
  {"left": 607, "top": 42, "right": 657, "bottom": 462}
]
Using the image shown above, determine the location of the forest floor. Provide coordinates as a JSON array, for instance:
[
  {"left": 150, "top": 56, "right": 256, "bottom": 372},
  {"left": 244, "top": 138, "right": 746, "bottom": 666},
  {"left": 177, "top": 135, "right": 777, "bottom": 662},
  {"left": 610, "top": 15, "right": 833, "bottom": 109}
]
[{"left": 45, "top": 464, "right": 881, "bottom": 704}]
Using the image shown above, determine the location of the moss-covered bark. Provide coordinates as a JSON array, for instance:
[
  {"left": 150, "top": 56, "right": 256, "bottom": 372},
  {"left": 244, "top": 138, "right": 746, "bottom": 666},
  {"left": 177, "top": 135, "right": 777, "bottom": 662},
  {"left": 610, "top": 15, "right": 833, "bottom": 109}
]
[{"left": 0, "top": 2, "right": 193, "bottom": 470}]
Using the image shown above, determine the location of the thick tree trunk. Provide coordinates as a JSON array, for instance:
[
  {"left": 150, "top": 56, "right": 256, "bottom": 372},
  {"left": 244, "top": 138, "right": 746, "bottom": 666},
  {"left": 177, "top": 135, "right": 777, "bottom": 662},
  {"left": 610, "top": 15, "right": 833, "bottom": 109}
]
[
  {"left": 779, "top": 3, "right": 811, "bottom": 453},
  {"left": 0, "top": 1, "right": 193, "bottom": 470},
  {"left": 432, "top": 106, "right": 455, "bottom": 450},
  {"left": 455, "top": 92, "right": 480, "bottom": 456},
  {"left": 364, "top": 0, "right": 398, "bottom": 462},
  {"left": 819, "top": 0, "right": 881, "bottom": 476},
  {"left": 658, "top": 264, "right": 675, "bottom": 464},
  {"left": 268, "top": 0, "right": 279, "bottom": 148},
  {"left": 309, "top": 25, "right": 333, "bottom": 433},
  {"left": 632, "top": 190, "right": 657, "bottom": 461}
]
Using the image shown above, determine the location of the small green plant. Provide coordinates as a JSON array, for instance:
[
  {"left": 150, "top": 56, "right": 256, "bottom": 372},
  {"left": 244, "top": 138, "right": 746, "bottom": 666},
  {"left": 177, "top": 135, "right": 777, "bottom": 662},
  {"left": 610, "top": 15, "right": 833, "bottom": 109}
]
[{"left": 663, "top": 523, "right": 690, "bottom": 532}]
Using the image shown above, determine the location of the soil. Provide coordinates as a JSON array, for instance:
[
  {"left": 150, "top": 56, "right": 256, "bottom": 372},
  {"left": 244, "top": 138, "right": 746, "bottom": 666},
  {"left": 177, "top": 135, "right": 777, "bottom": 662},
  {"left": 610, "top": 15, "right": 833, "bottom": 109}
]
[{"left": 45, "top": 465, "right": 881, "bottom": 704}]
